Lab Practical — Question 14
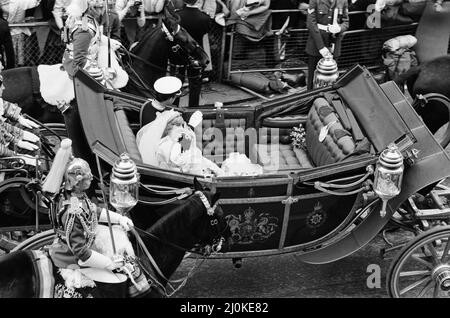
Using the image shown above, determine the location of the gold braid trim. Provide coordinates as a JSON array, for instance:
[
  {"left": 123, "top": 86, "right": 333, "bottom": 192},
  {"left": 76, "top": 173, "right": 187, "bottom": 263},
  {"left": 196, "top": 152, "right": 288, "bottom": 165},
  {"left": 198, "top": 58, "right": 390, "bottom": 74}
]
[
  {"left": 64, "top": 195, "right": 99, "bottom": 252},
  {"left": 0, "top": 123, "right": 18, "bottom": 145},
  {"left": 2, "top": 121, "right": 23, "bottom": 139},
  {"left": 0, "top": 144, "right": 16, "bottom": 157},
  {"left": 3, "top": 102, "right": 21, "bottom": 122}
]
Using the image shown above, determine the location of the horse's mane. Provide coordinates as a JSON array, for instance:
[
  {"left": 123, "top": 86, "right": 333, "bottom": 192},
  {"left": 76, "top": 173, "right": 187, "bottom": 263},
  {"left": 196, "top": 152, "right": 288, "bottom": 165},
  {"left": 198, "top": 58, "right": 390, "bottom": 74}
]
[
  {"left": 131, "top": 25, "right": 163, "bottom": 55},
  {"left": 147, "top": 192, "right": 206, "bottom": 237}
]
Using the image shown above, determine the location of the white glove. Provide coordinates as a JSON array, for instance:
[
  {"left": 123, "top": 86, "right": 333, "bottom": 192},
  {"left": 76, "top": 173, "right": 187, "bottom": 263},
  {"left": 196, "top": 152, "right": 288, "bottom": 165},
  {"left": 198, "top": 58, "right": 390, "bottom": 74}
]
[
  {"left": 20, "top": 155, "right": 37, "bottom": 167},
  {"left": 328, "top": 24, "right": 341, "bottom": 34},
  {"left": 110, "top": 38, "right": 122, "bottom": 51},
  {"left": 17, "top": 140, "right": 39, "bottom": 151},
  {"left": 18, "top": 116, "right": 39, "bottom": 129},
  {"left": 119, "top": 215, "right": 134, "bottom": 232},
  {"left": 78, "top": 250, "right": 122, "bottom": 270},
  {"left": 107, "top": 254, "right": 125, "bottom": 271},
  {"left": 188, "top": 110, "right": 203, "bottom": 128},
  {"left": 319, "top": 47, "right": 332, "bottom": 58},
  {"left": 22, "top": 130, "right": 40, "bottom": 143},
  {"left": 236, "top": 7, "right": 249, "bottom": 19}
]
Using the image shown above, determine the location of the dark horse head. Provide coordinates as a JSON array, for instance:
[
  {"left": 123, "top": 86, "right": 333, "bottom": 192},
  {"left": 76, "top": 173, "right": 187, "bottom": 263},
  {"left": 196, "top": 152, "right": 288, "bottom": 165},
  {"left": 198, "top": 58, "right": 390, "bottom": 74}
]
[
  {"left": 0, "top": 178, "right": 229, "bottom": 298},
  {"left": 394, "top": 55, "right": 450, "bottom": 148},
  {"left": 135, "top": 178, "right": 229, "bottom": 294},
  {"left": 124, "top": 5, "right": 210, "bottom": 98}
]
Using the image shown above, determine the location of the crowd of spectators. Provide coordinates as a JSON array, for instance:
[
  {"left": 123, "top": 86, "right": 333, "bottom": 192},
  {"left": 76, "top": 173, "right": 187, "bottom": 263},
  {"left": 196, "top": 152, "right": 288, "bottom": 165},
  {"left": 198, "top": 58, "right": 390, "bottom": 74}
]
[{"left": 0, "top": 0, "right": 428, "bottom": 74}]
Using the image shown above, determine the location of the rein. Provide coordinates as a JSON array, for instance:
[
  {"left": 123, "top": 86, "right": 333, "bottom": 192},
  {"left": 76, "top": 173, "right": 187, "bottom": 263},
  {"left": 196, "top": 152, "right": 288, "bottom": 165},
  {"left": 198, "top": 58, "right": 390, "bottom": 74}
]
[{"left": 126, "top": 50, "right": 168, "bottom": 73}]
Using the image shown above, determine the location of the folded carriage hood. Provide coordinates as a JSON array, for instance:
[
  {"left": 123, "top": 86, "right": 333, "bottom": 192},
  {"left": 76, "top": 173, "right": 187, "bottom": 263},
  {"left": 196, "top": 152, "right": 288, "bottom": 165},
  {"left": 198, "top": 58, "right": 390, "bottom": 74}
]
[
  {"left": 334, "top": 65, "right": 410, "bottom": 152},
  {"left": 297, "top": 68, "right": 450, "bottom": 264}
]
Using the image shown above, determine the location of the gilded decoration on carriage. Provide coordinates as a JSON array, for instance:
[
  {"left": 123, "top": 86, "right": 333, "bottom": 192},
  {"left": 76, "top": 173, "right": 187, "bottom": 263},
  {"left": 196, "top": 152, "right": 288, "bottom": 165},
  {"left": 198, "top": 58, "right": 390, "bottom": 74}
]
[
  {"left": 306, "top": 201, "right": 327, "bottom": 230},
  {"left": 226, "top": 207, "right": 279, "bottom": 245}
]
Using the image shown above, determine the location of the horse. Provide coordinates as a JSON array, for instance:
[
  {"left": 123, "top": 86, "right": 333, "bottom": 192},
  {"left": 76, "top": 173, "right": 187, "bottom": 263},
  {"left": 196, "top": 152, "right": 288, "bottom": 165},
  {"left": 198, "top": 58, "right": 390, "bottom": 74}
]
[
  {"left": 0, "top": 178, "right": 228, "bottom": 298},
  {"left": 394, "top": 55, "right": 450, "bottom": 142},
  {"left": 123, "top": 5, "right": 210, "bottom": 104},
  {"left": 1, "top": 6, "right": 209, "bottom": 123}
]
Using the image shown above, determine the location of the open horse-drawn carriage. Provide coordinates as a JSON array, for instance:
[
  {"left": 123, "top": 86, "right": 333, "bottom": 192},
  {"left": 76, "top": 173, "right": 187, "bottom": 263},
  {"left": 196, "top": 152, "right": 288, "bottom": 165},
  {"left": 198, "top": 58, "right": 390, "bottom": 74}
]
[{"left": 3, "top": 60, "right": 450, "bottom": 297}]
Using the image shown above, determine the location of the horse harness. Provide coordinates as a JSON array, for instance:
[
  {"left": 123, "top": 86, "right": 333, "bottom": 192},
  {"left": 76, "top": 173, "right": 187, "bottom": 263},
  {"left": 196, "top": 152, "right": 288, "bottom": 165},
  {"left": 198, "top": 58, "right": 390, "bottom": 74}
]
[
  {"left": 132, "top": 190, "right": 224, "bottom": 297},
  {"left": 161, "top": 22, "right": 204, "bottom": 71},
  {"left": 138, "top": 190, "right": 224, "bottom": 256}
]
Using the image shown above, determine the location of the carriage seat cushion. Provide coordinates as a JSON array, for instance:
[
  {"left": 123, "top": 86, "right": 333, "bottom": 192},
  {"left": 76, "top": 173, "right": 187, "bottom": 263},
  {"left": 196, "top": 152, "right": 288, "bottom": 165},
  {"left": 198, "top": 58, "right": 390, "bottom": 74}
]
[
  {"left": 262, "top": 114, "right": 308, "bottom": 128},
  {"left": 201, "top": 118, "right": 247, "bottom": 164},
  {"left": 115, "top": 109, "right": 142, "bottom": 162},
  {"left": 261, "top": 115, "right": 308, "bottom": 145},
  {"left": 252, "top": 143, "right": 314, "bottom": 172},
  {"left": 305, "top": 97, "right": 369, "bottom": 167}
]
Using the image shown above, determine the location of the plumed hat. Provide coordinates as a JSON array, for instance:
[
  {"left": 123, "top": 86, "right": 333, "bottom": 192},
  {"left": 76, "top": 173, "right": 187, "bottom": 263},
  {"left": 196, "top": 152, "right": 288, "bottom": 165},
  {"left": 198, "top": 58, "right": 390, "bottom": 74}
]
[
  {"left": 66, "top": 0, "right": 89, "bottom": 18},
  {"left": 42, "top": 139, "right": 74, "bottom": 194}
]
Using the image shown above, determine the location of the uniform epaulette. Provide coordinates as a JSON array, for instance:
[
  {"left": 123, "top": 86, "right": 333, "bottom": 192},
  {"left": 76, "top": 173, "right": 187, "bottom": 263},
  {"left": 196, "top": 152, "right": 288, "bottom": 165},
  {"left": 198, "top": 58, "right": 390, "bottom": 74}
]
[{"left": 71, "top": 17, "right": 97, "bottom": 38}]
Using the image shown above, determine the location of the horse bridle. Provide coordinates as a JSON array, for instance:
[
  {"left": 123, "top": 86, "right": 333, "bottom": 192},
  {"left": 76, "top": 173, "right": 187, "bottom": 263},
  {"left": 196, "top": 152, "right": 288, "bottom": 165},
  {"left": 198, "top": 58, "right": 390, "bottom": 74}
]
[{"left": 161, "top": 22, "right": 204, "bottom": 70}]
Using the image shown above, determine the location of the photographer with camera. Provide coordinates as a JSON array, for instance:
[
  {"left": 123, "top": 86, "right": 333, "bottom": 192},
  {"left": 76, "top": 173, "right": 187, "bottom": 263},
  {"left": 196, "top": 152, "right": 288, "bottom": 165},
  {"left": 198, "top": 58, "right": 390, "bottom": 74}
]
[{"left": 115, "top": 0, "right": 146, "bottom": 44}]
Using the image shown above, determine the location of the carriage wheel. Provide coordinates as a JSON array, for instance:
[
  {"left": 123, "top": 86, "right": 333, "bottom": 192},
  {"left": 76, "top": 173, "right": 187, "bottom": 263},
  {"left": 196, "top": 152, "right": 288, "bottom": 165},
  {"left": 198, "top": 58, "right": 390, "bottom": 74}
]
[
  {"left": 39, "top": 123, "right": 68, "bottom": 159},
  {"left": 414, "top": 93, "right": 450, "bottom": 149},
  {"left": 10, "top": 229, "right": 55, "bottom": 252},
  {"left": 0, "top": 177, "right": 49, "bottom": 218},
  {"left": 387, "top": 225, "right": 450, "bottom": 298}
]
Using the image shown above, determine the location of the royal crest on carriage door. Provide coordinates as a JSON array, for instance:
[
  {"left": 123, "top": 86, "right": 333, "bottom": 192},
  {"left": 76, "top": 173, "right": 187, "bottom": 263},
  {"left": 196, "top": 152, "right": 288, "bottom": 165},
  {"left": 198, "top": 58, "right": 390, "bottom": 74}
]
[
  {"left": 226, "top": 207, "right": 279, "bottom": 245},
  {"left": 306, "top": 202, "right": 328, "bottom": 232}
]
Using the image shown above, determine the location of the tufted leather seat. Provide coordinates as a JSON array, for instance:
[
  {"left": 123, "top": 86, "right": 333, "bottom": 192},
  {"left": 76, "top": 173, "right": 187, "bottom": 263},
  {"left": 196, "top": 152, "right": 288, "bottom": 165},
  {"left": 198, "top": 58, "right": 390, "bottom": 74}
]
[
  {"left": 201, "top": 118, "right": 248, "bottom": 164},
  {"left": 252, "top": 121, "right": 314, "bottom": 171},
  {"left": 252, "top": 143, "right": 314, "bottom": 172},
  {"left": 305, "top": 97, "right": 369, "bottom": 167},
  {"left": 262, "top": 114, "right": 308, "bottom": 128}
]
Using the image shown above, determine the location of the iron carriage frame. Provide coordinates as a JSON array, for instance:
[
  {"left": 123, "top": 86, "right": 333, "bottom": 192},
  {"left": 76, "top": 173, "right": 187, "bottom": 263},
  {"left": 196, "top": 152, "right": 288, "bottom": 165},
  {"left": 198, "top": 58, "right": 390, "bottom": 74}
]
[
  {"left": 6, "top": 64, "right": 450, "bottom": 297},
  {"left": 59, "top": 65, "right": 450, "bottom": 262}
]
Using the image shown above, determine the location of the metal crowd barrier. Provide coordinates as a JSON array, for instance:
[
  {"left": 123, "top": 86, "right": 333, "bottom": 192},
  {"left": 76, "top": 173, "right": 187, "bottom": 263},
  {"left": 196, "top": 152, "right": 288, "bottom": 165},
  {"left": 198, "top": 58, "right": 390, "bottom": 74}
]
[
  {"left": 224, "top": 9, "right": 424, "bottom": 79},
  {"left": 7, "top": 11, "right": 450, "bottom": 81}
]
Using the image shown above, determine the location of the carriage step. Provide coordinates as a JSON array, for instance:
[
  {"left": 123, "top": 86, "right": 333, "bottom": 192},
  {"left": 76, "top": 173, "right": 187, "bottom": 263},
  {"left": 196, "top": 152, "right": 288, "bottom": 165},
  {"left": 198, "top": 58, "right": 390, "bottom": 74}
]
[
  {"left": 408, "top": 188, "right": 450, "bottom": 220},
  {"left": 380, "top": 243, "right": 407, "bottom": 260},
  {"left": 0, "top": 235, "right": 18, "bottom": 252}
]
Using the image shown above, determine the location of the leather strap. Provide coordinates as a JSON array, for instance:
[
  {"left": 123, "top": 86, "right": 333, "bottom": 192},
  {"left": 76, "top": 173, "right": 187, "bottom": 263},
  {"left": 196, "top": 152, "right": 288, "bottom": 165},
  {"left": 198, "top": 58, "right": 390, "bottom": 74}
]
[
  {"left": 346, "top": 108, "right": 364, "bottom": 142},
  {"left": 331, "top": 98, "right": 351, "bottom": 131}
]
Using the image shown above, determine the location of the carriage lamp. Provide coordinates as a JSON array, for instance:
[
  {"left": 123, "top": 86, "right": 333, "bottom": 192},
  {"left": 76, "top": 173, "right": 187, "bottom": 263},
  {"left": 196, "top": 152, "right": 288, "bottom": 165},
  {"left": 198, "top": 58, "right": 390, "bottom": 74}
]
[
  {"left": 109, "top": 153, "right": 140, "bottom": 216},
  {"left": 313, "top": 55, "right": 339, "bottom": 88},
  {"left": 373, "top": 143, "right": 404, "bottom": 217}
]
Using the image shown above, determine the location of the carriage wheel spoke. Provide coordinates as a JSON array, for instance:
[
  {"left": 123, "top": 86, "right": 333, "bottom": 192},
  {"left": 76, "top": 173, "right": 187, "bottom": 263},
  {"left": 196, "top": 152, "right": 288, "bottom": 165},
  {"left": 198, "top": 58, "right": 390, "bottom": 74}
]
[
  {"left": 411, "top": 254, "right": 434, "bottom": 269},
  {"left": 441, "top": 238, "right": 450, "bottom": 262},
  {"left": 425, "top": 243, "right": 440, "bottom": 264},
  {"left": 417, "top": 280, "right": 434, "bottom": 298},
  {"left": 400, "top": 277, "right": 431, "bottom": 296},
  {"left": 433, "top": 283, "right": 440, "bottom": 298},
  {"left": 399, "top": 270, "right": 431, "bottom": 277}
]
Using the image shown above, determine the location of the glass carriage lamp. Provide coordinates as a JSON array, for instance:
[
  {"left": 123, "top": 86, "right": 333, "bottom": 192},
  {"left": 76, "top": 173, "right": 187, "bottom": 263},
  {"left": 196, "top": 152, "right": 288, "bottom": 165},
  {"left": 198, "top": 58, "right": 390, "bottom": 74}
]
[
  {"left": 373, "top": 143, "right": 404, "bottom": 217},
  {"left": 109, "top": 153, "right": 140, "bottom": 217},
  {"left": 313, "top": 55, "right": 339, "bottom": 88}
]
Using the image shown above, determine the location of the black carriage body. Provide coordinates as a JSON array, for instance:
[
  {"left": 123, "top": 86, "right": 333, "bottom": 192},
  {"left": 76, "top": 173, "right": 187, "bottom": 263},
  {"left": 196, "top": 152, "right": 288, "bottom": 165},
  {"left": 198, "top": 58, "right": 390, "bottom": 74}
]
[{"left": 69, "top": 65, "right": 450, "bottom": 263}]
